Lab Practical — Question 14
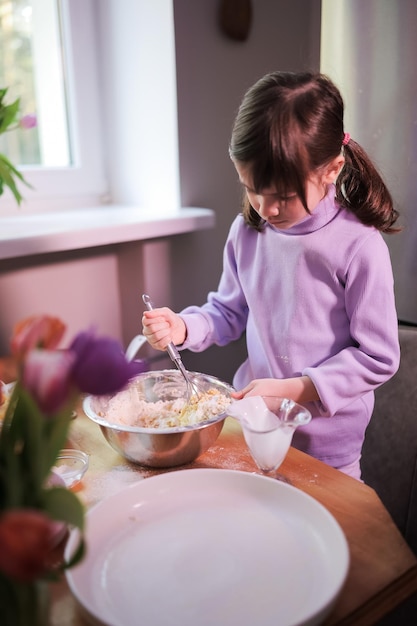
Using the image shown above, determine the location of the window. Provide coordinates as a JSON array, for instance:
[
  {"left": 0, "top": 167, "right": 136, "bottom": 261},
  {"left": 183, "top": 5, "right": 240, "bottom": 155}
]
[
  {"left": 0, "top": 0, "right": 70, "bottom": 166},
  {"left": 0, "top": 0, "right": 180, "bottom": 216},
  {"left": 0, "top": 0, "right": 106, "bottom": 214}
]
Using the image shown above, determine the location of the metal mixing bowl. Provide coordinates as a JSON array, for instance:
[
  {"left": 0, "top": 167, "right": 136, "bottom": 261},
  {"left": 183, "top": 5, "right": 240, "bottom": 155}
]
[{"left": 83, "top": 369, "right": 234, "bottom": 468}]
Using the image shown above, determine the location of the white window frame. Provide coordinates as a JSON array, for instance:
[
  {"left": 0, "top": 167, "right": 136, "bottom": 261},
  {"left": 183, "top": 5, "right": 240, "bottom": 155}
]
[
  {"left": 1, "top": 0, "right": 107, "bottom": 215},
  {"left": 1, "top": 0, "right": 181, "bottom": 219}
]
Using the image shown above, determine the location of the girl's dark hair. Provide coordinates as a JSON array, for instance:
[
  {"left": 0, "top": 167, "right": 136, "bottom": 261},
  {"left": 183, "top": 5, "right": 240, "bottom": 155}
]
[{"left": 229, "top": 71, "right": 399, "bottom": 233}]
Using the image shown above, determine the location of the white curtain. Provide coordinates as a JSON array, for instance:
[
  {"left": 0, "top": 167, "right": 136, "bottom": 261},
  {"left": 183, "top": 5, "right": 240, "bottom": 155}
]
[{"left": 321, "top": 0, "right": 417, "bottom": 324}]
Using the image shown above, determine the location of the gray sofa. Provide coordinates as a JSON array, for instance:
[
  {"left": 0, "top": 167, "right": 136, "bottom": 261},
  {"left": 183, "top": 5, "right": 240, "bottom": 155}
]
[
  {"left": 361, "top": 325, "right": 417, "bottom": 624},
  {"left": 361, "top": 325, "right": 417, "bottom": 555}
]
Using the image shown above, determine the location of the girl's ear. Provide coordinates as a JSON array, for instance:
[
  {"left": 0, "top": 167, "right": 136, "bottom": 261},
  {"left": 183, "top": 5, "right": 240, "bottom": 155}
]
[{"left": 322, "top": 155, "right": 345, "bottom": 184}]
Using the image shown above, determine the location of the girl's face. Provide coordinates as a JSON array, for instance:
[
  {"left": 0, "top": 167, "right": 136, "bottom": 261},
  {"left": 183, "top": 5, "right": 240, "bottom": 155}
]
[{"left": 234, "top": 161, "right": 326, "bottom": 230}]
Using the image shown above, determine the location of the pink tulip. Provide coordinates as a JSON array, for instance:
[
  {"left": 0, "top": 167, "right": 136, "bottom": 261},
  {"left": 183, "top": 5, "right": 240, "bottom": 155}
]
[
  {"left": 11, "top": 315, "right": 66, "bottom": 361},
  {"left": 19, "top": 113, "right": 37, "bottom": 129},
  {"left": 0, "top": 509, "right": 57, "bottom": 582},
  {"left": 23, "top": 349, "right": 75, "bottom": 415}
]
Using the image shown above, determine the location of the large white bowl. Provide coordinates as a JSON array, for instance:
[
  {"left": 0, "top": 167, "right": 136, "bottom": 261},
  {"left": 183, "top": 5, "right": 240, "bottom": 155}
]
[{"left": 66, "top": 469, "right": 349, "bottom": 626}]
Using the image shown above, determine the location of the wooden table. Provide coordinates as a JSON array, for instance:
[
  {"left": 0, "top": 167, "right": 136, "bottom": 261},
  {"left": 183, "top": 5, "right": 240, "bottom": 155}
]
[{"left": 2, "top": 358, "right": 417, "bottom": 625}]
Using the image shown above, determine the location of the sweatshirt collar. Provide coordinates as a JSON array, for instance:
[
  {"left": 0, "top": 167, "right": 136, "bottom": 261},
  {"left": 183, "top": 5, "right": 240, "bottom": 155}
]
[{"left": 267, "top": 184, "right": 341, "bottom": 235}]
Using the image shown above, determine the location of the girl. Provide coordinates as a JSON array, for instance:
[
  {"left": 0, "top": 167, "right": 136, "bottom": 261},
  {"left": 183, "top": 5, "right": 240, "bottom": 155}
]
[{"left": 142, "top": 71, "right": 400, "bottom": 480}]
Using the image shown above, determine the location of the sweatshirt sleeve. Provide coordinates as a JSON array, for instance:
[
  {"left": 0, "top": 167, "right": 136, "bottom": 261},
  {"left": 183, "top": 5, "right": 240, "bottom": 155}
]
[
  {"left": 303, "top": 233, "right": 400, "bottom": 417},
  {"left": 180, "top": 216, "right": 249, "bottom": 352}
]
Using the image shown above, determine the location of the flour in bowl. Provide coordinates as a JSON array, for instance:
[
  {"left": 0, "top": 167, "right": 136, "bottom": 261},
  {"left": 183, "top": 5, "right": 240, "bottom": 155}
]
[{"left": 97, "top": 387, "right": 232, "bottom": 429}]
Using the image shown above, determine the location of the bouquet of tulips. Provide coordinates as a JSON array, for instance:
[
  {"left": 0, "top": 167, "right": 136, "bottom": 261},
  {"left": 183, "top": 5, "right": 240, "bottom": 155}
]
[
  {"left": 0, "top": 87, "right": 36, "bottom": 205},
  {"left": 0, "top": 315, "right": 144, "bottom": 625}
]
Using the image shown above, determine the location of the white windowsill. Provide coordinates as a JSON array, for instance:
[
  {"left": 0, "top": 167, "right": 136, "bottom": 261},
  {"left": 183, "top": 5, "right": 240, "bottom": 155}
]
[{"left": 0, "top": 205, "right": 215, "bottom": 260}]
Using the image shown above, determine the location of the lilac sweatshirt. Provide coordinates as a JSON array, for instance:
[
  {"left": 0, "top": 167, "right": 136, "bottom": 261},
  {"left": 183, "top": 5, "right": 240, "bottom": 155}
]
[{"left": 180, "top": 185, "right": 400, "bottom": 468}]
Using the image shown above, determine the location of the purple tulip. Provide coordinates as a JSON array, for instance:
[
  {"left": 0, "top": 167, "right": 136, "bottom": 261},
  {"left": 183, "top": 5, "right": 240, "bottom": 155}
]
[{"left": 69, "top": 330, "right": 146, "bottom": 395}]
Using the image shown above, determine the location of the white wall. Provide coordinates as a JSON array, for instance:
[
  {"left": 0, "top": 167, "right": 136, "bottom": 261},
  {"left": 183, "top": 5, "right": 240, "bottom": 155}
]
[
  {"left": 321, "top": 0, "right": 417, "bottom": 325},
  {"left": 170, "top": 0, "right": 321, "bottom": 382},
  {"left": 0, "top": 250, "right": 122, "bottom": 352},
  {"left": 0, "top": 0, "right": 321, "bottom": 378},
  {"left": 97, "top": 0, "right": 180, "bottom": 210}
]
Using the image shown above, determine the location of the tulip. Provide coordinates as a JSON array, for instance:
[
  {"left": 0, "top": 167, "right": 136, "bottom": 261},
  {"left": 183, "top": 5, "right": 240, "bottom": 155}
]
[
  {"left": 0, "top": 88, "right": 35, "bottom": 206},
  {"left": 19, "top": 113, "right": 37, "bottom": 129},
  {"left": 70, "top": 330, "right": 146, "bottom": 395},
  {"left": 22, "top": 349, "right": 75, "bottom": 415},
  {"left": 11, "top": 316, "right": 66, "bottom": 361},
  {"left": 0, "top": 510, "right": 57, "bottom": 582}
]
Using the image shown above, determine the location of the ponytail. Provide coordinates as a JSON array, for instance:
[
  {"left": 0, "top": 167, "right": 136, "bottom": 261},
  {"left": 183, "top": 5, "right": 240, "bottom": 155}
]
[{"left": 336, "top": 139, "right": 400, "bottom": 233}]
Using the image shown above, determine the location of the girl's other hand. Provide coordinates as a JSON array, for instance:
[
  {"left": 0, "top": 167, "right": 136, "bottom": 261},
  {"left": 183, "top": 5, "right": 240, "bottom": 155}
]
[
  {"left": 141, "top": 307, "right": 187, "bottom": 351},
  {"left": 232, "top": 376, "right": 319, "bottom": 404},
  {"left": 232, "top": 378, "right": 284, "bottom": 400}
]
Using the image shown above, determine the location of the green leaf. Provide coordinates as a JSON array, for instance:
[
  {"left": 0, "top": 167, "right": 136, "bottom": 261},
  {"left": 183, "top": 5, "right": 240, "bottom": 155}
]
[
  {"left": 11, "top": 392, "right": 47, "bottom": 501},
  {"left": 0, "top": 98, "right": 20, "bottom": 133},
  {"left": 0, "top": 385, "right": 75, "bottom": 509},
  {"left": 0, "top": 152, "right": 33, "bottom": 205},
  {"left": 42, "top": 416, "right": 72, "bottom": 476},
  {"left": 42, "top": 487, "right": 85, "bottom": 531},
  {"left": 42, "top": 488, "right": 87, "bottom": 571},
  {"left": 0, "top": 153, "right": 26, "bottom": 181},
  {"left": 0, "top": 441, "right": 23, "bottom": 508},
  {"left": 0, "top": 87, "right": 34, "bottom": 206},
  {"left": 61, "top": 533, "right": 86, "bottom": 571}
]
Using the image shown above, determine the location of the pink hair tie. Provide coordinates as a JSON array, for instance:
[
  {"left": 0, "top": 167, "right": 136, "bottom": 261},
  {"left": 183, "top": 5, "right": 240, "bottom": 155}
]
[{"left": 342, "top": 132, "right": 351, "bottom": 146}]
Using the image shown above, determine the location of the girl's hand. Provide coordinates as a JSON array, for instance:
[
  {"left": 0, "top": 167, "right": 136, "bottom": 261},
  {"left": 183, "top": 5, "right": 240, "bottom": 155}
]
[
  {"left": 231, "top": 378, "right": 285, "bottom": 399},
  {"left": 232, "top": 376, "right": 319, "bottom": 404},
  {"left": 141, "top": 307, "right": 187, "bottom": 351}
]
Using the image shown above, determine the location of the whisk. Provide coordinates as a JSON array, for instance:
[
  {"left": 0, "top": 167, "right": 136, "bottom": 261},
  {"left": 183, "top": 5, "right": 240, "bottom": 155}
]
[{"left": 142, "top": 294, "right": 201, "bottom": 405}]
